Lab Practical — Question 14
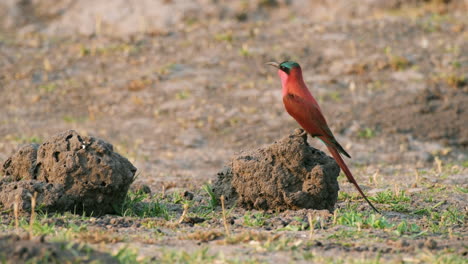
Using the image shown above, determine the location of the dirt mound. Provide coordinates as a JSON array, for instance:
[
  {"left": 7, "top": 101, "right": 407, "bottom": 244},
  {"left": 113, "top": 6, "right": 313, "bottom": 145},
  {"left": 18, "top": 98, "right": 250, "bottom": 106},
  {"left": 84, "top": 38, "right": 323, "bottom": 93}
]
[
  {"left": 0, "top": 130, "right": 137, "bottom": 216},
  {"left": 0, "top": 234, "right": 116, "bottom": 263},
  {"left": 362, "top": 87, "right": 468, "bottom": 148},
  {"left": 213, "top": 129, "right": 340, "bottom": 211}
]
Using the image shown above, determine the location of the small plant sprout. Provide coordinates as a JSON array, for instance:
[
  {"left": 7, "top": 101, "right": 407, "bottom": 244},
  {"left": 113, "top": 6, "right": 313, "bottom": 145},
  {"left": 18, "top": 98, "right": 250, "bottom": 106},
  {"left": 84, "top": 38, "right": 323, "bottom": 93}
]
[
  {"left": 333, "top": 209, "right": 338, "bottom": 226},
  {"left": 202, "top": 184, "right": 218, "bottom": 210},
  {"left": 393, "top": 184, "right": 400, "bottom": 197},
  {"left": 414, "top": 168, "right": 421, "bottom": 184},
  {"left": 307, "top": 212, "right": 315, "bottom": 239},
  {"left": 43, "top": 58, "right": 52, "bottom": 72},
  {"left": 371, "top": 169, "right": 380, "bottom": 184},
  {"left": 178, "top": 203, "right": 189, "bottom": 225},
  {"left": 317, "top": 216, "right": 325, "bottom": 230},
  {"left": 29, "top": 192, "right": 38, "bottom": 239},
  {"left": 434, "top": 156, "right": 443, "bottom": 174}
]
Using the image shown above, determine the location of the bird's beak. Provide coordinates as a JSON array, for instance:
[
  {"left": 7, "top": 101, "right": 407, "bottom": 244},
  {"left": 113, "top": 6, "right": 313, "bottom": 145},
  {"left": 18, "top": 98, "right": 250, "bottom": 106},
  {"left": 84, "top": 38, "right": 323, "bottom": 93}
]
[{"left": 265, "top": 62, "right": 280, "bottom": 69}]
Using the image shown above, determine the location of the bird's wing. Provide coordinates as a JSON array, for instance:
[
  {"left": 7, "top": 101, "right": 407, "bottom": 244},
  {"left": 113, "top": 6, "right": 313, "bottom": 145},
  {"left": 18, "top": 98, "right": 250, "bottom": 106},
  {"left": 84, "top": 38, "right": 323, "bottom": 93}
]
[
  {"left": 283, "top": 93, "right": 334, "bottom": 138},
  {"left": 283, "top": 93, "right": 351, "bottom": 158}
]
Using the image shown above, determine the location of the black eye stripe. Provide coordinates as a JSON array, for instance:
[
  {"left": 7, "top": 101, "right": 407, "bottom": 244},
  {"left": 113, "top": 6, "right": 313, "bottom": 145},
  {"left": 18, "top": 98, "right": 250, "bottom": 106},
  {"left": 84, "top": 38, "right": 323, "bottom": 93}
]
[{"left": 280, "top": 65, "right": 290, "bottom": 74}]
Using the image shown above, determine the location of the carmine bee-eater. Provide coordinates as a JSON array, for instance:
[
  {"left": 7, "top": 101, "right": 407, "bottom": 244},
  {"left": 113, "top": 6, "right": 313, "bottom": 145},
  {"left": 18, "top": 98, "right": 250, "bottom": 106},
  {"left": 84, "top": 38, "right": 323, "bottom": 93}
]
[{"left": 267, "top": 61, "right": 379, "bottom": 213}]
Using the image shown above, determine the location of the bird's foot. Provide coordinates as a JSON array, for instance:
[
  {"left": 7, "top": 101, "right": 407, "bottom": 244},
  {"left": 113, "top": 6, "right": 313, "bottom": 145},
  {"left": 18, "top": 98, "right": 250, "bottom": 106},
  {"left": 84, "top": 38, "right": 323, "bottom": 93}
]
[{"left": 294, "top": 128, "right": 307, "bottom": 138}]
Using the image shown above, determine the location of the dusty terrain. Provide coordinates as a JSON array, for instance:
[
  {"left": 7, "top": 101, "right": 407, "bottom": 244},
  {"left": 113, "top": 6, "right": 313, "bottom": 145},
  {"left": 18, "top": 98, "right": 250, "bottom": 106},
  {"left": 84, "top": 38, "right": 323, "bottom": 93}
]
[{"left": 0, "top": 0, "right": 467, "bottom": 263}]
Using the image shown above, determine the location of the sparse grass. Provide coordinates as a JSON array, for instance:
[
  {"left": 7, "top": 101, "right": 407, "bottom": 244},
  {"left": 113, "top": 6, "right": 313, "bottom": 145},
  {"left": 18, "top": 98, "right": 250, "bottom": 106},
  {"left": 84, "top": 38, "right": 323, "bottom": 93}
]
[
  {"left": 262, "top": 237, "right": 303, "bottom": 252},
  {"left": 369, "top": 190, "right": 411, "bottom": 204},
  {"left": 327, "top": 229, "right": 369, "bottom": 240},
  {"left": 170, "top": 191, "right": 188, "bottom": 205},
  {"left": 239, "top": 44, "right": 251, "bottom": 57},
  {"left": 62, "top": 115, "right": 87, "bottom": 123},
  {"left": 333, "top": 208, "right": 392, "bottom": 230},
  {"left": 433, "top": 72, "right": 467, "bottom": 88},
  {"left": 202, "top": 184, "right": 218, "bottom": 210},
  {"left": 243, "top": 212, "right": 270, "bottom": 228},
  {"left": 384, "top": 46, "right": 411, "bottom": 71},
  {"left": 338, "top": 191, "right": 361, "bottom": 201},
  {"left": 214, "top": 32, "right": 233, "bottom": 42},
  {"left": 454, "top": 186, "right": 467, "bottom": 194},
  {"left": 394, "top": 220, "right": 422, "bottom": 236},
  {"left": 7, "top": 135, "right": 42, "bottom": 144},
  {"left": 18, "top": 217, "right": 57, "bottom": 236},
  {"left": 175, "top": 90, "right": 191, "bottom": 100},
  {"left": 357, "top": 127, "right": 376, "bottom": 139},
  {"left": 320, "top": 91, "right": 342, "bottom": 102},
  {"left": 158, "top": 247, "right": 217, "bottom": 264},
  {"left": 38, "top": 83, "right": 57, "bottom": 93},
  {"left": 418, "top": 12, "right": 452, "bottom": 33},
  {"left": 276, "top": 220, "right": 308, "bottom": 232},
  {"left": 78, "top": 43, "right": 140, "bottom": 57},
  {"left": 462, "top": 160, "right": 468, "bottom": 168},
  {"left": 329, "top": 204, "right": 444, "bottom": 238},
  {"left": 390, "top": 203, "right": 412, "bottom": 213},
  {"left": 425, "top": 206, "right": 465, "bottom": 233},
  {"left": 13, "top": 211, "right": 93, "bottom": 239},
  {"left": 2, "top": 164, "right": 465, "bottom": 263},
  {"left": 114, "top": 247, "right": 148, "bottom": 264},
  {"left": 116, "top": 191, "right": 171, "bottom": 220}
]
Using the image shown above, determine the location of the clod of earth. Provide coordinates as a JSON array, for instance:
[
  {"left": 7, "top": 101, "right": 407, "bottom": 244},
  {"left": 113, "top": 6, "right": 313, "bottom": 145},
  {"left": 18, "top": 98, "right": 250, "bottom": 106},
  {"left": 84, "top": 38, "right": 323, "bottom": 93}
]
[
  {"left": 0, "top": 130, "right": 136, "bottom": 216},
  {"left": 213, "top": 128, "right": 340, "bottom": 211}
]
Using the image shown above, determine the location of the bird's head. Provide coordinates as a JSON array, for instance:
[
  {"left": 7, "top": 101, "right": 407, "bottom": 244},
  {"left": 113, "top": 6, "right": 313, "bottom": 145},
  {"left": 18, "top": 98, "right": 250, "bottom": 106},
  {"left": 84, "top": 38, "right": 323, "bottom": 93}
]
[{"left": 266, "top": 61, "right": 302, "bottom": 84}]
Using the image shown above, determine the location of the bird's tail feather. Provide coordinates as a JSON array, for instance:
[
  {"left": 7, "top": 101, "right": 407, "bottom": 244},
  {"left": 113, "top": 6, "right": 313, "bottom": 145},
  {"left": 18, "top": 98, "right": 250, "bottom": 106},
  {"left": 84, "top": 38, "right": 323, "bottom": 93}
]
[{"left": 326, "top": 146, "right": 380, "bottom": 214}]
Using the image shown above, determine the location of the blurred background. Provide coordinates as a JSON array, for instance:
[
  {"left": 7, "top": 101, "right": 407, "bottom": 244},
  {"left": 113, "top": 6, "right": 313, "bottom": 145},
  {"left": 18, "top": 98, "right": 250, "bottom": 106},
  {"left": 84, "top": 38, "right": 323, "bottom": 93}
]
[{"left": 1, "top": 0, "right": 467, "bottom": 190}]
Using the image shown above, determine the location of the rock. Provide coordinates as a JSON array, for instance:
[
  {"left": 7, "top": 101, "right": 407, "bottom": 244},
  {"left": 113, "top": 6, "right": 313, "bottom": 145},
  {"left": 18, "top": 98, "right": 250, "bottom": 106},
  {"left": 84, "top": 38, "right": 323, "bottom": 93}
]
[
  {"left": 0, "top": 130, "right": 137, "bottom": 216},
  {"left": 213, "top": 129, "right": 340, "bottom": 211},
  {"left": 183, "top": 190, "right": 194, "bottom": 200},
  {"left": 424, "top": 239, "right": 437, "bottom": 250}
]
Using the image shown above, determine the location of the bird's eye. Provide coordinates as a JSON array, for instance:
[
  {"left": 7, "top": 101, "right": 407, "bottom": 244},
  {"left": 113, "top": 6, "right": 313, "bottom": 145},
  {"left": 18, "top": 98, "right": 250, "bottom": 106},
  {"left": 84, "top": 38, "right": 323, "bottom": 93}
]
[{"left": 279, "top": 65, "right": 289, "bottom": 74}]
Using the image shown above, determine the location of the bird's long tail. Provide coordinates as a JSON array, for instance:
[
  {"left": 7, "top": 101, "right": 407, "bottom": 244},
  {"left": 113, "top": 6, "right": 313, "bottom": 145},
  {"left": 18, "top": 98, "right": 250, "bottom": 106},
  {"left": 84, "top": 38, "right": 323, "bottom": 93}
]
[{"left": 326, "top": 145, "right": 380, "bottom": 214}]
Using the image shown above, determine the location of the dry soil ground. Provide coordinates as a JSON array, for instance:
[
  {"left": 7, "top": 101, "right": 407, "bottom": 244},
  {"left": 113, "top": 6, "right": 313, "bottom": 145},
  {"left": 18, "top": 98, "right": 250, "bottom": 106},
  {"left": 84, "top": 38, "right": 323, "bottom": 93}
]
[{"left": 0, "top": 1, "right": 467, "bottom": 263}]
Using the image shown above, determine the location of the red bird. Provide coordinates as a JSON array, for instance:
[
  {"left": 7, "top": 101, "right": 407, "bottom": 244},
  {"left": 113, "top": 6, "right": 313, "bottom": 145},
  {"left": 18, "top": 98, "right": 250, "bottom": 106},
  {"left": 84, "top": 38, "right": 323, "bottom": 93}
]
[{"left": 267, "top": 61, "right": 379, "bottom": 213}]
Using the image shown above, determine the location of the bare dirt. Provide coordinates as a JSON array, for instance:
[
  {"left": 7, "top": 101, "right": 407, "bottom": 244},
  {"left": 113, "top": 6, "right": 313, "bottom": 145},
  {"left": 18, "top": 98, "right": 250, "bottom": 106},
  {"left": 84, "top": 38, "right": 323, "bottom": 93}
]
[
  {"left": 360, "top": 86, "right": 468, "bottom": 147},
  {"left": 0, "top": 234, "right": 117, "bottom": 263},
  {"left": 0, "top": 0, "right": 467, "bottom": 263},
  {"left": 214, "top": 129, "right": 340, "bottom": 211}
]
